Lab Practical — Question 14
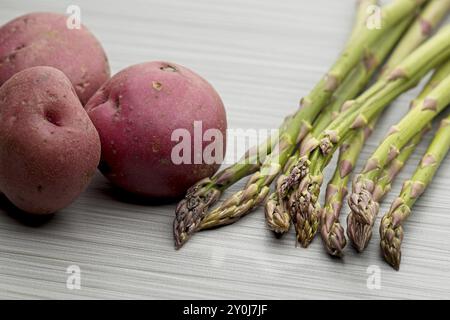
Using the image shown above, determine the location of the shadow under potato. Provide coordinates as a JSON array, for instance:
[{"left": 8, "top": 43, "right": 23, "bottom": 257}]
[
  {"left": 0, "top": 194, "right": 54, "bottom": 227},
  {"left": 101, "top": 183, "right": 182, "bottom": 206}
]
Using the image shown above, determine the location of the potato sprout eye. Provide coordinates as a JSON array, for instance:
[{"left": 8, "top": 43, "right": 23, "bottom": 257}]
[{"left": 45, "top": 110, "right": 61, "bottom": 126}]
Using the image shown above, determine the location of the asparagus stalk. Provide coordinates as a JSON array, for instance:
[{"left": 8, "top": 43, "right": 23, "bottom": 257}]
[
  {"left": 321, "top": 0, "right": 449, "bottom": 256},
  {"left": 286, "top": 24, "right": 450, "bottom": 247},
  {"left": 297, "top": 0, "right": 380, "bottom": 157},
  {"left": 173, "top": 0, "right": 424, "bottom": 246},
  {"left": 372, "top": 128, "right": 428, "bottom": 201},
  {"left": 380, "top": 114, "right": 450, "bottom": 270},
  {"left": 320, "top": 121, "right": 375, "bottom": 256},
  {"left": 172, "top": 0, "right": 365, "bottom": 248},
  {"left": 382, "top": 0, "right": 450, "bottom": 72},
  {"left": 347, "top": 59, "right": 450, "bottom": 252},
  {"left": 319, "top": 26, "right": 450, "bottom": 156},
  {"left": 173, "top": 115, "right": 290, "bottom": 247},
  {"left": 265, "top": 69, "right": 358, "bottom": 234},
  {"left": 347, "top": 128, "right": 427, "bottom": 251},
  {"left": 269, "top": 12, "right": 413, "bottom": 236},
  {"left": 353, "top": 0, "right": 379, "bottom": 34}
]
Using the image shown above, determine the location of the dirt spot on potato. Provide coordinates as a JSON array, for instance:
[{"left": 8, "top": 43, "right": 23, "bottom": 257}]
[
  {"left": 160, "top": 64, "right": 177, "bottom": 72},
  {"left": 3, "top": 53, "right": 16, "bottom": 63},
  {"left": 159, "top": 158, "right": 170, "bottom": 165},
  {"left": 37, "top": 185, "right": 43, "bottom": 193},
  {"left": 75, "top": 81, "right": 90, "bottom": 93},
  {"left": 0, "top": 44, "right": 27, "bottom": 64},
  {"left": 152, "top": 142, "right": 160, "bottom": 153},
  {"left": 152, "top": 81, "right": 163, "bottom": 91},
  {"left": 14, "top": 44, "right": 26, "bottom": 51},
  {"left": 46, "top": 91, "right": 58, "bottom": 102},
  {"left": 113, "top": 95, "right": 122, "bottom": 111}
]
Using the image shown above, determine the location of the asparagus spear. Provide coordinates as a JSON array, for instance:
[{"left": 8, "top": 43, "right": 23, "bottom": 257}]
[
  {"left": 381, "top": 0, "right": 450, "bottom": 72},
  {"left": 173, "top": 115, "right": 290, "bottom": 247},
  {"left": 265, "top": 73, "right": 358, "bottom": 234},
  {"left": 321, "top": 0, "right": 450, "bottom": 256},
  {"left": 318, "top": 26, "right": 450, "bottom": 156},
  {"left": 173, "top": 0, "right": 425, "bottom": 247},
  {"left": 267, "top": 11, "right": 412, "bottom": 236},
  {"left": 298, "top": 0, "right": 380, "bottom": 157},
  {"left": 320, "top": 121, "right": 375, "bottom": 256},
  {"left": 321, "top": 116, "right": 423, "bottom": 256},
  {"left": 347, "top": 60, "right": 450, "bottom": 251},
  {"left": 380, "top": 114, "right": 450, "bottom": 270},
  {"left": 347, "top": 128, "right": 427, "bottom": 252},
  {"left": 286, "top": 24, "right": 450, "bottom": 247},
  {"left": 373, "top": 128, "right": 429, "bottom": 201}
]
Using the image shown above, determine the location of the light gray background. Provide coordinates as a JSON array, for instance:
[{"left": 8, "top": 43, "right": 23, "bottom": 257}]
[{"left": 1, "top": 0, "right": 449, "bottom": 299}]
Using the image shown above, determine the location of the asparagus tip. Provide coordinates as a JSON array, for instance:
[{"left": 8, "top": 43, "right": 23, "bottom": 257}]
[
  {"left": 381, "top": 244, "right": 401, "bottom": 271},
  {"left": 380, "top": 208, "right": 405, "bottom": 271},
  {"left": 279, "top": 157, "right": 310, "bottom": 197},
  {"left": 320, "top": 207, "right": 347, "bottom": 257},
  {"left": 346, "top": 212, "right": 374, "bottom": 252},
  {"left": 290, "top": 174, "right": 323, "bottom": 248},
  {"left": 265, "top": 195, "right": 291, "bottom": 234},
  {"left": 173, "top": 181, "right": 221, "bottom": 249},
  {"left": 348, "top": 187, "right": 379, "bottom": 225}
]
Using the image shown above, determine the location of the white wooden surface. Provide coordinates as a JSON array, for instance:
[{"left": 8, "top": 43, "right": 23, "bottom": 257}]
[{"left": 1, "top": 0, "right": 450, "bottom": 299}]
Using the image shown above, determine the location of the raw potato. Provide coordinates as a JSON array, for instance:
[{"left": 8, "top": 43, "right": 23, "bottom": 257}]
[
  {"left": 0, "top": 12, "right": 110, "bottom": 105},
  {"left": 0, "top": 66, "right": 101, "bottom": 214},
  {"left": 86, "top": 61, "right": 227, "bottom": 199}
]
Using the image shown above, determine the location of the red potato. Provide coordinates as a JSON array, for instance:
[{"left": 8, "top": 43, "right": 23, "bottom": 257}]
[
  {"left": 0, "top": 12, "right": 110, "bottom": 105},
  {"left": 86, "top": 61, "right": 227, "bottom": 199},
  {"left": 0, "top": 66, "right": 101, "bottom": 214}
]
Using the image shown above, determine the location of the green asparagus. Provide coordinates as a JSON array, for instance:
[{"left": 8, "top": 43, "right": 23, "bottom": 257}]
[
  {"left": 380, "top": 114, "right": 450, "bottom": 270},
  {"left": 266, "top": 0, "right": 382, "bottom": 234},
  {"left": 179, "top": 0, "right": 424, "bottom": 240},
  {"left": 173, "top": 115, "right": 290, "bottom": 247},
  {"left": 321, "top": 0, "right": 450, "bottom": 256},
  {"left": 348, "top": 61, "right": 450, "bottom": 252},
  {"left": 320, "top": 121, "right": 375, "bottom": 256},
  {"left": 173, "top": 0, "right": 427, "bottom": 248},
  {"left": 286, "top": 24, "right": 450, "bottom": 247}
]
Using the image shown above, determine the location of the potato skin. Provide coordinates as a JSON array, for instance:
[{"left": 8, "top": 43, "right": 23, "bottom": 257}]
[
  {"left": 0, "top": 66, "right": 101, "bottom": 214},
  {"left": 86, "top": 61, "right": 227, "bottom": 199},
  {"left": 0, "top": 12, "right": 110, "bottom": 105}
]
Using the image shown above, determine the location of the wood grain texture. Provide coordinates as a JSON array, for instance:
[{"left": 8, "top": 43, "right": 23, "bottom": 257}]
[{"left": 0, "top": 0, "right": 449, "bottom": 299}]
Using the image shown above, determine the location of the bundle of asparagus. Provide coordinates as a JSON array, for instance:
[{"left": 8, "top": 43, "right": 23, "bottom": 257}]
[
  {"left": 380, "top": 112, "right": 450, "bottom": 270},
  {"left": 283, "top": 24, "right": 450, "bottom": 248},
  {"left": 320, "top": 0, "right": 450, "bottom": 256},
  {"left": 347, "top": 60, "right": 450, "bottom": 252},
  {"left": 173, "top": 0, "right": 450, "bottom": 254},
  {"left": 266, "top": 0, "right": 412, "bottom": 237},
  {"left": 197, "top": 0, "right": 427, "bottom": 237}
]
